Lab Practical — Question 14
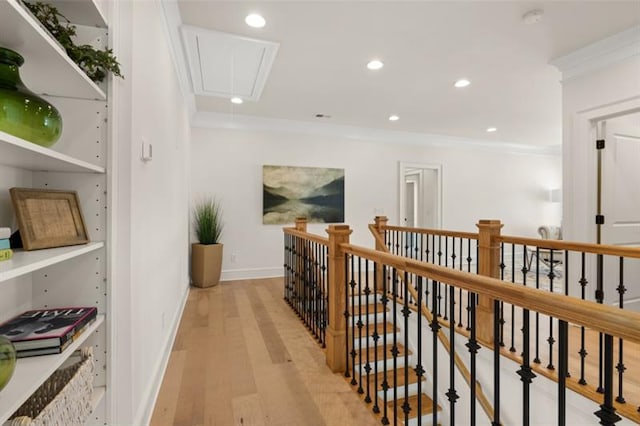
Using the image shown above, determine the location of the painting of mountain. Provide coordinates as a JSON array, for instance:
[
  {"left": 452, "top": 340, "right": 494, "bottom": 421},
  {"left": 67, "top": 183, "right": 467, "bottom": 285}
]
[{"left": 263, "top": 165, "right": 345, "bottom": 224}]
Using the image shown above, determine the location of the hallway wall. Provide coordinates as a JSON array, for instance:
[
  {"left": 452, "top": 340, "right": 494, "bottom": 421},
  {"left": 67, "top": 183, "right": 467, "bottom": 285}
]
[
  {"left": 190, "top": 127, "right": 561, "bottom": 280},
  {"left": 109, "top": 1, "right": 191, "bottom": 423}
]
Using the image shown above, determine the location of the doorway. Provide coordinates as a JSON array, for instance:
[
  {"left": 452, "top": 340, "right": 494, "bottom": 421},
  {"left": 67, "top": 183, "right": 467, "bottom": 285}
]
[{"left": 399, "top": 162, "right": 442, "bottom": 229}]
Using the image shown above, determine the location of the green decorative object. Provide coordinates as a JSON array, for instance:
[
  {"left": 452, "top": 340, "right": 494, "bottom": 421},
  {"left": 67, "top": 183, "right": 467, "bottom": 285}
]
[
  {"left": 0, "top": 335, "right": 17, "bottom": 392},
  {"left": 0, "top": 47, "right": 63, "bottom": 147}
]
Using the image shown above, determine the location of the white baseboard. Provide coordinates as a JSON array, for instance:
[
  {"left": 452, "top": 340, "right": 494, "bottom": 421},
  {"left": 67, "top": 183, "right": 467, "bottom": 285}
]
[
  {"left": 135, "top": 282, "right": 190, "bottom": 426},
  {"left": 221, "top": 266, "right": 284, "bottom": 281}
]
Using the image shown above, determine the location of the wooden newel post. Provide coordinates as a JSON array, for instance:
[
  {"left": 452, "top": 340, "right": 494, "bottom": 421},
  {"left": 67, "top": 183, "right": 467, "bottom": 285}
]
[
  {"left": 476, "top": 219, "right": 503, "bottom": 346},
  {"left": 325, "top": 224, "right": 352, "bottom": 373},
  {"left": 373, "top": 216, "right": 388, "bottom": 292},
  {"left": 295, "top": 217, "right": 307, "bottom": 232}
]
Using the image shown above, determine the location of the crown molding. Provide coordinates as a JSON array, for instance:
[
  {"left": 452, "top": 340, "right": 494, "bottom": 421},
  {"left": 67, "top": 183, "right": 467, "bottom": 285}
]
[
  {"left": 550, "top": 25, "right": 640, "bottom": 82},
  {"left": 192, "top": 111, "right": 560, "bottom": 156}
]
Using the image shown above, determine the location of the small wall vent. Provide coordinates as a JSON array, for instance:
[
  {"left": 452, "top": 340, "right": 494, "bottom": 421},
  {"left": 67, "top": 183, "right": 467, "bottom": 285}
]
[{"left": 181, "top": 26, "right": 279, "bottom": 101}]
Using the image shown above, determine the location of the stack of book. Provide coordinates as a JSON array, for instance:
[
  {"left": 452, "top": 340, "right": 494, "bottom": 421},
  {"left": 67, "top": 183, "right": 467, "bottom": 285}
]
[
  {"left": 0, "top": 307, "right": 97, "bottom": 357},
  {"left": 0, "top": 227, "right": 12, "bottom": 261}
]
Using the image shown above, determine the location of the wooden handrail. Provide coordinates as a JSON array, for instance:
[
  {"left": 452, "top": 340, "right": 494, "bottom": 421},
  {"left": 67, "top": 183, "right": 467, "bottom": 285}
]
[
  {"left": 369, "top": 224, "right": 495, "bottom": 421},
  {"left": 499, "top": 234, "right": 640, "bottom": 258},
  {"left": 283, "top": 227, "right": 329, "bottom": 246},
  {"left": 381, "top": 224, "right": 479, "bottom": 240},
  {"left": 341, "top": 243, "right": 640, "bottom": 344}
]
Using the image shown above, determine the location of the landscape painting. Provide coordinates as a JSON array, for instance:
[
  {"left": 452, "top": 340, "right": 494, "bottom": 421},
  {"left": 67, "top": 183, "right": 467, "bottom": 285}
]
[{"left": 263, "top": 165, "right": 345, "bottom": 224}]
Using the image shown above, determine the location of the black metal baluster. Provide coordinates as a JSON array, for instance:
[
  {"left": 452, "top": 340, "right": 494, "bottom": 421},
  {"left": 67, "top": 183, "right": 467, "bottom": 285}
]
[
  {"left": 404, "top": 231, "right": 410, "bottom": 258},
  {"left": 431, "top": 279, "right": 441, "bottom": 426},
  {"left": 403, "top": 271, "right": 411, "bottom": 425},
  {"left": 344, "top": 253, "right": 350, "bottom": 379},
  {"left": 312, "top": 242, "right": 318, "bottom": 339},
  {"left": 579, "top": 252, "right": 588, "bottom": 384},
  {"left": 466, "top": 239, "right": 472, "bottom": 330},
  {"left": 458, "top": 238, "right": 463, "bottom": 327},
  {"left": 350, "top": 254, "right": 358, "bottom": 386},
  {"left": 364, "top": 259, "right": 372, "bottom": 403},
  {"left": 594, "top": 334, "right": 622, "bottom": 425},
  {"left": 510, "top": 243, "right": 516, "bottom": 353},
  {"left": 558, "top": 320, "right": 568, "bottom": 426},
  {"left": 416, "top": 276, "right": 424, "bottom": 423},
  {"left": 597, "top": 253, "right": 604, "bottom": 393},
  {"left": 466, "top": 292, "right": 479, "bottom": 425},
  {"left": 357, "top": 256, "right": 364, "bottom": 394},
  {"left": 395, "top": 230, "right": 400, "bottom": 256},
  {"left": 392, "top": 268, "right": 399, "bottom": 425},
  {"left": 321, "top": 244, "right": 327, "bottom": 347},
  {"left": 381, "top": 265, "right": 390, "bottom": 425},
  {"left": 414, "top": 231, "right": 420, "bottom": 260},
  {"left": 616, "top": 257, "right": 626, "bottom": 404},
  {"left": 447, "top": 284, "right": 459, "bottom": 425},
  {"left": 373, "top": 262, "right": 380, "bottom": 414},
  {"left": 499, "top": 243, "right": 505, "bottom": 347},
  {"left": 493, "top": 299, "right": 501, "bottom": 426},
  {"left": 534, "top": 248, "right": 541, "bottom": 364},
  {"left": 444, "top": 237, "right": 449, "bottom": 320},
  {"left": 437, "top": 236, "right": 443, "bottom": 317},
  {"left": 517, "top": 302, "right": 536, "bottom": 426}
]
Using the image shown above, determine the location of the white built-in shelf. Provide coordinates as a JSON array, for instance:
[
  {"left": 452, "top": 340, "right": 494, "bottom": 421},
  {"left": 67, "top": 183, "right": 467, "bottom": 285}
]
[
  {"left": 44, "top": 0, "right": 107, "bottom": 28},
  {"left": 0, "top": 315, "right": 105, "bottom": 424},
  {"left": 0, "top": 242, "right": 104, "bottom": 283},
  {"left": 0, "top": 131, "right": 105, "bottom": 173},
  {"left": 0, "top": 0, "right": 106, "bottom": 100}
]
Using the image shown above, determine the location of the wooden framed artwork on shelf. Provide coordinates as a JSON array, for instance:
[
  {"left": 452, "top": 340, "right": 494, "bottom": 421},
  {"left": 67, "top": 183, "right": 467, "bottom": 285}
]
[{"left": 9, "top": 188, "right": 89, "bottom": 250}]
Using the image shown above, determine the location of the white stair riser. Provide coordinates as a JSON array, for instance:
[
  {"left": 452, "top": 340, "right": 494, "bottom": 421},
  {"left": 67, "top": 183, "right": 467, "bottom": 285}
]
[{"left": 355, "top": 356, "right": 410, "bottom": 376}]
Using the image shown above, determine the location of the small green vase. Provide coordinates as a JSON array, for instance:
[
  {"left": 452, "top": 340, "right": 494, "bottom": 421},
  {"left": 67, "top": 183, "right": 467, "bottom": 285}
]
[
  {"left": 0, "top": 47, "right": 62, "bottom": 147},
  {"left": 0, "top": 336, "right": 17, "bottom": 392}
]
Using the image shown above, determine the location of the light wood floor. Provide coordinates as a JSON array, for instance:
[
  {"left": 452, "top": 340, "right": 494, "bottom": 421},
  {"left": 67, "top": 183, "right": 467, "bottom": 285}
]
[{"left": 150, "top": 278, "right": 379, "bottom": 426}]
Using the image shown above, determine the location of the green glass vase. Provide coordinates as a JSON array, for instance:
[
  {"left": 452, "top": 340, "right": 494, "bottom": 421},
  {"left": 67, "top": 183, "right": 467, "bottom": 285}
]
[
  {"left": 0, "top": 47, "right": 62, "bottom": 147},
  {"left": 0, "top": 336, "right": 17, "bottom": 392}
]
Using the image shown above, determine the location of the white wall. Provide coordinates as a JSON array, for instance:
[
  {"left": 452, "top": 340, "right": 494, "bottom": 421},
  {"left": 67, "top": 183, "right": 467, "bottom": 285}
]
[
  {"left": 190, "top": 127, "right": 561, "bottom": 280},
  {"left": 110, "top": 0, "right": 191, "bottom": 423}
]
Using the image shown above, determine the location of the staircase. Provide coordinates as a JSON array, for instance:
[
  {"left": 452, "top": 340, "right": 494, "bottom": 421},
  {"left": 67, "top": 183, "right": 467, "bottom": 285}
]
[{"left": 348, "top": 292, "right": 442, "bottom": 426}]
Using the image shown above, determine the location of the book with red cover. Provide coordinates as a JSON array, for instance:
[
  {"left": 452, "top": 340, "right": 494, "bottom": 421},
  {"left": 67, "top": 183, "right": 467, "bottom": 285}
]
[{"left": 0, "top": 307, "right": 97, "bottom": 351}]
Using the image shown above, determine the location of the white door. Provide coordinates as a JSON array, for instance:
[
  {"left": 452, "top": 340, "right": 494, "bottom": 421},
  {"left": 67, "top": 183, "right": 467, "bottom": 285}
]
[
  {"left": 600, "top": 113, "right": 640, "bottom": 310},
  {"left": 404, "top": 179, "right": 417, "bottom": 228},
  {"left": 399, "top": 162, "right": 442, "bottom": 230}
]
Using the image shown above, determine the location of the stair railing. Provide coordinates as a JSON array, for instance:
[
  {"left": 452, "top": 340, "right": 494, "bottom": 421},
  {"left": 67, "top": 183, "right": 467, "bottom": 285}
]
[
  {"left": 375, "top": 217, "right": 640, "bottom": 423},
  {"left": 282, "top": 218, "right": 640, "bottom": 425}
]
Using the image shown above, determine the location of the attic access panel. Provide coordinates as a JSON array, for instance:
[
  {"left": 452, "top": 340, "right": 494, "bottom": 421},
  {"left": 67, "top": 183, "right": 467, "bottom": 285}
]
[{"left": 181, "top": 25, "right": 279, "bottom": 101}]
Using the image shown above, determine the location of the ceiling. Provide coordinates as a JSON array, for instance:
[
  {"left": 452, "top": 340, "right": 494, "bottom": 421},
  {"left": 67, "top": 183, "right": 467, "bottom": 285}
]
[{"left": 176, "top": 1, "right": 640, "bottom": 148}]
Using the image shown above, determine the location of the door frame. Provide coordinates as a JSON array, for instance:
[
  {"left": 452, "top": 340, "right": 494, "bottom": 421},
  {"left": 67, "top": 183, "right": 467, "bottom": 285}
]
[{"left": 398, "top": 162, "right": 442, "bottom": 229}]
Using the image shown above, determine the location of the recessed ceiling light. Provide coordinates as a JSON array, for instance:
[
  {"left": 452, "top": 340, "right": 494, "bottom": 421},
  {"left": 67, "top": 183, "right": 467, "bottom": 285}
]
[
  {"left": 486, "top": 127, "right": 497, "bottom": 132},
  {"left": 389, "top": 115, "right": 399, "bottom": 121},
  {"left": 367, "top": 60, "right": 384, "bottom": 70},
  {"left": 245, "top": 13, "right": 266, "bottom": 28},
  {"left": 454, "top": 79, "right": 470, "bottom": 88},
  {"left": 231, "top": 97, "right": 243, "bottom": 104}
]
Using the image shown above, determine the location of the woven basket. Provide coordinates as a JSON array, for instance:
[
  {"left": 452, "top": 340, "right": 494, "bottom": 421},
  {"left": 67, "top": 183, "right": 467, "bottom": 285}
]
[{"left": 7, "top": 347, "right": 94, "bottom": 426}]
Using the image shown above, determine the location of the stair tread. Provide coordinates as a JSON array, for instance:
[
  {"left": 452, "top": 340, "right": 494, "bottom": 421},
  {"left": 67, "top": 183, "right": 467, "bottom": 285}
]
[
  {"left": 351, "top": 322, "right": 398, "bottom": 335},
  {"left": 375, "top": 366, "right": 425, "bottom": 390},
  {"left": 353, "top": 342, "right": 410, "bottom": 362},
  {"left": 387, "top": 393, "right": 441, "bottom": 420}
]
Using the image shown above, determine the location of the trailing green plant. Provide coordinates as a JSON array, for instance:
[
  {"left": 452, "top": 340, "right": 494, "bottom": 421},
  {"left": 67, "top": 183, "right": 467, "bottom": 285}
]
[
  {"left": 193, "top": 198, "right": 223, "bottom": 245},
  {"left": 24, "top": 1, "right": 123, "bottom": 83}
]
